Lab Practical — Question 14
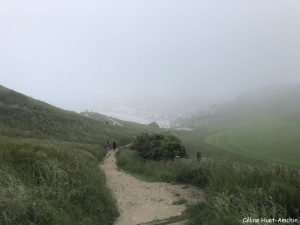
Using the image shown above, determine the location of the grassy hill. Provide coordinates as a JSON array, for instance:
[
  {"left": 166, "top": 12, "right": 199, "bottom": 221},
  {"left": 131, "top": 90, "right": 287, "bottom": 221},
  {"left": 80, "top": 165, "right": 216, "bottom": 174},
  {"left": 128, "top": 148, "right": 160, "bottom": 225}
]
[
  {"left": 114, "top": 85, "right": 300, "bottom": 224},
  {"left": 0, "top": 85, "right": 155, "bottom": 225},
  {"left": 175, "top": 84, "right": 300, "bottom": 167},
  {"left": 79, "top": 110, "right": 158, "bottom": 134},
  {"left": 2, "top": 84, "right": 299, "bottom": 225}
]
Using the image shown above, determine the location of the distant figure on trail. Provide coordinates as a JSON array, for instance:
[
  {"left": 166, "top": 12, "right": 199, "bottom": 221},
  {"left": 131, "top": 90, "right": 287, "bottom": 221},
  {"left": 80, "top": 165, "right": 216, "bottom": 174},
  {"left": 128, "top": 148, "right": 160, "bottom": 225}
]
[
  {"left": 106, "top": 140, "right": 111, "bottom": 151},
  {"left": 197, "top": 152, "right": 202, "bottom": 162},
  {"left": 113, "top": 141, "right": 117, "bottom": 152}
]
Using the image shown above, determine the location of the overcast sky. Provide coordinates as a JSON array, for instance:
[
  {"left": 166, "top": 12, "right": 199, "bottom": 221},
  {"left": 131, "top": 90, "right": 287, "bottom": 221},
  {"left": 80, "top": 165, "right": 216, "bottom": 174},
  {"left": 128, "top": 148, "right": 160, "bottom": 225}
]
[{"left": 1, "top": 0, "right": 300, "bottom": 112}]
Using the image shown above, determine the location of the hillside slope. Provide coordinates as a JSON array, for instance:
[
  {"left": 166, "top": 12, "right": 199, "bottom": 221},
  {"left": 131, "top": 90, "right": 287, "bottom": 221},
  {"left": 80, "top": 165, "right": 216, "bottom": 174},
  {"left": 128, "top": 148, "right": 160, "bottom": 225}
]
[
  {"left": 176, "top": 84, "right": 300, "bottom": 167},
  {"left": 177, "top": 84, "right": 300, "bottom": 131},
  {"left": 0, "top": 85, "right": 152, "bottom": 225}
]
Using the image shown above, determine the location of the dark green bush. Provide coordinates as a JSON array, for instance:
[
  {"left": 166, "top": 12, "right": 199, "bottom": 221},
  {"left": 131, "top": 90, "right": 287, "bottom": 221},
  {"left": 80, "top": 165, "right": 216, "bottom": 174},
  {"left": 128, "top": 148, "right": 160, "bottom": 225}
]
[
  {"left": 148, "top": 122, "right": 160, "bottom": 128},
  {"left": 132, "top": 133, "right": 186, "bottom": 161}
]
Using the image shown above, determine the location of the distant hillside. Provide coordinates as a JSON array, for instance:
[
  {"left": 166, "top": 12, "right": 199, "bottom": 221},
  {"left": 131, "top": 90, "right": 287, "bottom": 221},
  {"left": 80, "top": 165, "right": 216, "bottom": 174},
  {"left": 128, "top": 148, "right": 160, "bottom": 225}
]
[
  {"left": 175, "top": 84, "right": 300, "bottom": 167},
  {"left": 0, "top": 85, "right": 155, "bottom": 225},
  {"left": 177, "top": 84, "right": 300, "bottom": 132},
  {"left": 216, "top": 84, "right": 300, "bottom": 119},
  {"left": 0, "top": 85, "right": 144, "bottom": 145},
  {"left": 80, "top": 110, "right": 160, "bottom": 133},
  {"left": 80, "top": 111, "right": 113, "bottom": 124}
]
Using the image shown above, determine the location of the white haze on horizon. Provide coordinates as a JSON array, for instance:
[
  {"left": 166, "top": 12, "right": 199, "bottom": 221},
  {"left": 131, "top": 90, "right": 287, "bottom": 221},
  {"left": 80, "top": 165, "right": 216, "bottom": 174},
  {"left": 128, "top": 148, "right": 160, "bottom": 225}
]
[{"left": 1, "top": 0, "right": 300, "bottom": 113}]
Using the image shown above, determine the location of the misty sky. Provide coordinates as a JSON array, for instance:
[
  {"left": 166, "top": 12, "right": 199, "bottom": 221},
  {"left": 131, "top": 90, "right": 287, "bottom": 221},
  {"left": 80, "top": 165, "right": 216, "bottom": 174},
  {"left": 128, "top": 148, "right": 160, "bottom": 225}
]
[{"left": 1, "top": 0, "right": 300, "bottom": 112}]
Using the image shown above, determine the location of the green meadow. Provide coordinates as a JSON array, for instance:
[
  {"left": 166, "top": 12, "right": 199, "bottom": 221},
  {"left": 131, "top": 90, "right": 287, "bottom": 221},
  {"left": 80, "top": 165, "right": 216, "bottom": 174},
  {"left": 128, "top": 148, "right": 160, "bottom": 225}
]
[{"left": 205, "top": 118, "right": 300, "bottom": 167}]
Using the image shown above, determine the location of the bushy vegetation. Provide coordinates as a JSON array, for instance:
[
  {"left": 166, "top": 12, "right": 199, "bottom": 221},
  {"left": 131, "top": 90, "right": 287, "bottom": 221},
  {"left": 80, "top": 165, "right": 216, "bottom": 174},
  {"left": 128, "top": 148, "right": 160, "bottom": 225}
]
[
  {"left": 132, "top": 133, "right": 186, "bottom": 161},
  {"left": 148, "top": 122, "right": 160, "bottom": 129}
]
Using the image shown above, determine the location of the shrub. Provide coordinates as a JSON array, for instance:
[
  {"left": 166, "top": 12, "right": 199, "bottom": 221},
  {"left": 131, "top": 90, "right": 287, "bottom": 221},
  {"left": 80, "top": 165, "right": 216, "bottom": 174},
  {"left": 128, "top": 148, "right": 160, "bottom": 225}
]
[
  {"left": 132, "top": 133, "right": 186, "bottom": 161},
  {"left": 148, "top": 122, "right": 160, "bottom": 128}
]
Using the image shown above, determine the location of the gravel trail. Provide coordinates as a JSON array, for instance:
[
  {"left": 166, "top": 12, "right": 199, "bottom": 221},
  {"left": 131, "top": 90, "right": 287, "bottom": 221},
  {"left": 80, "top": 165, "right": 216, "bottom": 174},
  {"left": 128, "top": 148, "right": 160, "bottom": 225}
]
[{"left": 100, "top": 150, "right": 205, "bottom": 225}]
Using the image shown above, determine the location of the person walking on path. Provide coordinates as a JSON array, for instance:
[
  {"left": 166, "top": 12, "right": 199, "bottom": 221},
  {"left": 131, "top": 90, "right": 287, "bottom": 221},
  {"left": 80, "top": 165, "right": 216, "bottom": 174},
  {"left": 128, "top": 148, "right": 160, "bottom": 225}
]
[
  {"left": 106, "top": 140, "right": 111, "bottom": 151},
  {"left": 113, "top": 141, "right": 117, "bottom": 152}
]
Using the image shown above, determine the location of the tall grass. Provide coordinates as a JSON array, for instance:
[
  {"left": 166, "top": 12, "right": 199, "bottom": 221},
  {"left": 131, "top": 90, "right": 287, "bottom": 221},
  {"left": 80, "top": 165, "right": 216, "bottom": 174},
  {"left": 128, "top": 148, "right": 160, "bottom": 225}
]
[
  {"left": 0, "top": 86, "right": 155, "bottom": 225},
  {"left": 0, "top": 139, "right": 119, "bottom": 225},
  {"left": 186, "top": 159, "right": 300, "bottom": 225},
  {"left": 116, "top": 147, "right": 210, "bottom": 188},
  {"left": 116, "top": 147, "right": 300, "bottom": 225}
]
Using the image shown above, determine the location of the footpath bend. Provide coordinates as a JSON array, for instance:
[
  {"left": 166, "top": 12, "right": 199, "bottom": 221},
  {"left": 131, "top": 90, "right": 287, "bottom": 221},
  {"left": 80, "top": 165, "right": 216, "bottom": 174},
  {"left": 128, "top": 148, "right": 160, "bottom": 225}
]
[{"left": 100, "top": 150, "right": 205, "bottom": 225}]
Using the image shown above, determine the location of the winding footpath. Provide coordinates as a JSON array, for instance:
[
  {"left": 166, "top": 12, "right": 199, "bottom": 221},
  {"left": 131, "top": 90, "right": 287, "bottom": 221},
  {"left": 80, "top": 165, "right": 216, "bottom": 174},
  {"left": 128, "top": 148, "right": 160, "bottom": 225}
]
[{"left": 100, "top": 150, "right": 205, "bottom": 225}]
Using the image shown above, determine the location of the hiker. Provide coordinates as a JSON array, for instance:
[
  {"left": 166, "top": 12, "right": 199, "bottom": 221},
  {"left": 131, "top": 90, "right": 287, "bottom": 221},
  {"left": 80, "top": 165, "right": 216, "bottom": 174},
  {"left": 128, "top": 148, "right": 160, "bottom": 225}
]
[
  {"left": 113, "top": 141, "right": 117, "bottom": 152},
  {"left": 197, "top": 152, "right": 202, "bottom": 162},
  {"left": 106, "top": 140, "right": 110, "bottom": 151}
]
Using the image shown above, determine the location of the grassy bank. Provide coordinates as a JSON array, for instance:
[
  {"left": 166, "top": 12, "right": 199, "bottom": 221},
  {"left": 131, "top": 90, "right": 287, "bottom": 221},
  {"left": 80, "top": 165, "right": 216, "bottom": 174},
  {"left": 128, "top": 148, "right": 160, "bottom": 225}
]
[
  {"left": 0, "top": 139, "right": 119, "bottom": 225},
  {"left": 116, "top": 146, "right": 300, "bottom": 225},
  {"left": 116, "top": 147, "right": 210, "bottom": 188},
  {"left": 0, "top": 85, "right": 154, "bottom": 225},
  {"left": 186, "top": 159, "right": 300, "bottom": 225}
]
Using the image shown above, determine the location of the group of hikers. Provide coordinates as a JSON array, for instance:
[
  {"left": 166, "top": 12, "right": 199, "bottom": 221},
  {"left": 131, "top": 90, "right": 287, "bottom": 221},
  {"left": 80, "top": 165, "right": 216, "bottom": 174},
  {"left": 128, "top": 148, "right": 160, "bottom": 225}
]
[
  {"left": 106, "top": 140, "right": 117, "bottom": 151},
  {"left": 106, "top": 135, "right": 136, "bottom": 152}
]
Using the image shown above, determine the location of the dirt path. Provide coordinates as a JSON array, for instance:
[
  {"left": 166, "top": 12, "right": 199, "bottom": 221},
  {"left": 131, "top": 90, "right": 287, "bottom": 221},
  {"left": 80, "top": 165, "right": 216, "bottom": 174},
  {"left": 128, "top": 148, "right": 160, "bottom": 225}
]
[
  {"left": 100, "top": 150, "right": 205, "bottom": 225},
  {"left": 107, "top": 117, "right": 124, "bottom": 127}
]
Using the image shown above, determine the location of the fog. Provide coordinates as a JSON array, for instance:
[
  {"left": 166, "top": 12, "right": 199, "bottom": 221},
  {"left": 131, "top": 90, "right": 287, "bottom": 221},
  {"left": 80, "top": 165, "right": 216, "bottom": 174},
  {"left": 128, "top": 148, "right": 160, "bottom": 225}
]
[{"left": 1, "top": 0, "right": 300, "bottom": 114}]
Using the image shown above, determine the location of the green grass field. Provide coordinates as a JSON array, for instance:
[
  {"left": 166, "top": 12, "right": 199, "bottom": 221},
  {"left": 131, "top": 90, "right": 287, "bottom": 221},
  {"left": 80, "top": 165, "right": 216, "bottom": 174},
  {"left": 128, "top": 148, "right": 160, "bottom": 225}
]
[
  {"left": 0, "top": 85, "right": 159, "bottom": 225},
  {"left": 205, "top": 118, "right": 300, "bottom": 167}
]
